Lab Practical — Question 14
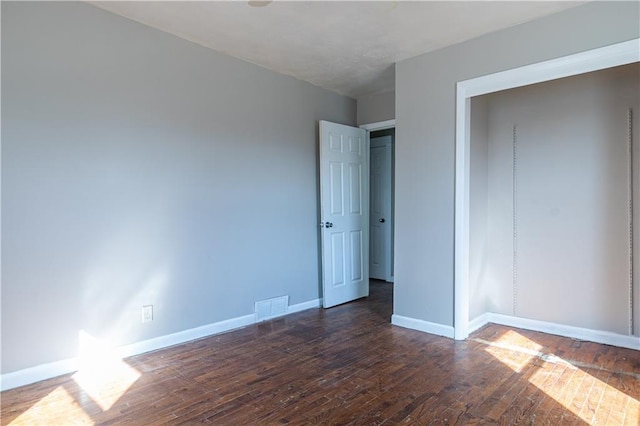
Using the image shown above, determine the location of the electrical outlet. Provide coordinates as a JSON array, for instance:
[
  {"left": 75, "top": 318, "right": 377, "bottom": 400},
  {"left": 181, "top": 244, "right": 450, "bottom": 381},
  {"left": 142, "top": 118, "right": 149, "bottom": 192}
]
[{"left": 142, "top": 305, "right": 153, "bottom": 323}]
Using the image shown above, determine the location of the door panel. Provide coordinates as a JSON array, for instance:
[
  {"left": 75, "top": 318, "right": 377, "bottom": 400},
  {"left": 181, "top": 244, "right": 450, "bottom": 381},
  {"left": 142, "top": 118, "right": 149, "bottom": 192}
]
[
  {"left": 330, "top": 162, "right": 344, "bottom": 215},
  {"left": 320, "top": 121, "right": 369, "bottom": 308},
  {"left": 350, "top": 230, "right": 363, "bottom": 281},
  {"left": 349, "top": 163, "right": 362, "bottom": 214},
  {"left": 330, "top": 232, "right": 345, "bottom": 286}
]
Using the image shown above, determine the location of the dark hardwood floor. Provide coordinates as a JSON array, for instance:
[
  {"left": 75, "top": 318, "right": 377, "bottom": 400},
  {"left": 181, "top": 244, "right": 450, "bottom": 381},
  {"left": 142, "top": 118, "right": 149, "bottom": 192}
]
[{"left": 2, "top": 281, "right": 639, "bottom": 425}]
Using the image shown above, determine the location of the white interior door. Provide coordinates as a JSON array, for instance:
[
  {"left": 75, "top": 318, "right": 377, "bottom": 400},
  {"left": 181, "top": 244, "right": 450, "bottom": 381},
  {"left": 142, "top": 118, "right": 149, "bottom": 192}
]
[
  {"left": 370, "top": 136, "right": 392, "bottom": 281},
  {"left": 319, "top": 120, "right": 369, "bottom": 308}
]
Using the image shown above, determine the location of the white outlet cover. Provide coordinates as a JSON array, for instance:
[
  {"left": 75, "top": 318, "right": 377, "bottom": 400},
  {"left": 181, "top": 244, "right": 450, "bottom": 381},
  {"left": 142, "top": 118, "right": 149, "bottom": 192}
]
[{"left": 142, "top": 305, "right": 153, "bottom": 323}]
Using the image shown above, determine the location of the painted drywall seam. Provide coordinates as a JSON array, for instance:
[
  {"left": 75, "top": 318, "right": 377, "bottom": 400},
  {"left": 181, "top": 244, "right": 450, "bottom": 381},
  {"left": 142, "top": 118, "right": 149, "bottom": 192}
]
[
  {"left": 629, "top": 107, "right": 635, "bottom": 336},
  {"left": 512, "top": 124, "right": 518, "bottom": 317}
]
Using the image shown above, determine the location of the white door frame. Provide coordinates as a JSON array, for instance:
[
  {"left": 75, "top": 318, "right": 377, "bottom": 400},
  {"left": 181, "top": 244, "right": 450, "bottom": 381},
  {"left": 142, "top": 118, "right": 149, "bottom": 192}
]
[
  {"left": 361, "top": 120, "right": 396, "bottom": 283},
  {"left": 454, "top": 39, "right": 640, "bottom": 340},
  {"left": 361, "top": 119, "right": 396, "bottom": 132}
]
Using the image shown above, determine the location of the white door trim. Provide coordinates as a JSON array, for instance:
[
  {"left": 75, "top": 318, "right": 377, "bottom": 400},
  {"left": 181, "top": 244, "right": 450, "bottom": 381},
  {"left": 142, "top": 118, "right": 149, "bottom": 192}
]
[
  {"left": 454, "top": 38, "right": 640, "bottom": 340},
  {"left": 362, "top": 119, "right": 397, "bottom": 283},
  {"left": 360, "top": 119, "right": 396, "bottom": 132}
]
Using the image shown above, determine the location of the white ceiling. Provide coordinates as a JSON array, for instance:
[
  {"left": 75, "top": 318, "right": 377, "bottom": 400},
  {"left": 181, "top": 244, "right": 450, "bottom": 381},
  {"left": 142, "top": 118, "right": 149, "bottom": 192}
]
[{"left": 90, "top": 1, "right": 585, "bottom": 99}]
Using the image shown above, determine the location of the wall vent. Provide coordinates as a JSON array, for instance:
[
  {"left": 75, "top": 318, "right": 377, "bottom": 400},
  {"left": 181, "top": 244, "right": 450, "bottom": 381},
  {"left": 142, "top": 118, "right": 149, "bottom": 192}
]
[{"left": 255, "top": 295, "right": 289, "bottom": 321}]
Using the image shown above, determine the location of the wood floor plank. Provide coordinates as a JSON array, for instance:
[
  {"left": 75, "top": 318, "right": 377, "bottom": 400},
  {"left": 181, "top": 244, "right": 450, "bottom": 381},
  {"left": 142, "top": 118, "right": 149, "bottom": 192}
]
[{"left": 2, "top": 281, "right": 638, "bottom": 425}]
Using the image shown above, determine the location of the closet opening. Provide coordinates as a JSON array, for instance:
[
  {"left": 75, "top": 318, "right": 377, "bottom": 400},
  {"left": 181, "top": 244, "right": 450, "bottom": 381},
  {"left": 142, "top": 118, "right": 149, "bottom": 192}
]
[{"left": 454, "top": 39, "right": 640, "bottom": 349}]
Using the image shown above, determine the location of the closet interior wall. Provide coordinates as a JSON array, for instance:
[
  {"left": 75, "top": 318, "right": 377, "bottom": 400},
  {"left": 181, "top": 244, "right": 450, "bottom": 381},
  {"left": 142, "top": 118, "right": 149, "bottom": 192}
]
[{"left": 469, "top": 63, "right": 640, "bottom": 336}]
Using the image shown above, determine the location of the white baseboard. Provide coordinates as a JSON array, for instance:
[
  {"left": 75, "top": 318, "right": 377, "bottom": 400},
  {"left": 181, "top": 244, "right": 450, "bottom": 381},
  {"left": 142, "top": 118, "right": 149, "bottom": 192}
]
[
  {"left": 118, "top": 314, "right": 257, "bottom": 360},
  {"left": 287, "top": 298, "right": 322, "bottom": 314},
  {"left": 391, "top": 314, "right": 455, "bottom": 338},
  {"left": 0, "top": 358, "right": 81, "bottom": 393},
  {"left": 392, "top": 311, "right": 639, "bottom": 351},
  {"left": 255, "top": 298, "right": 322, "bottom": 322},
  {"left": 468, "top": 312, "right": 490, "bottom": 334},
  {"left": 470, "top": 312, "right": 640, "bottom": 351},
  {"left": 0, "top": 298, "right": 322, "bottom": 391}
]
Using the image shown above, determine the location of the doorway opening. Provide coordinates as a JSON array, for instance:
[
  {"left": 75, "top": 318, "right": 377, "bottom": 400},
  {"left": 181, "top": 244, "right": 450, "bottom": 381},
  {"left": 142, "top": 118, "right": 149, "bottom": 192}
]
[
  {"left": 369, "top": 127, "right": 395, "bottom": 283},
  {"left": 361, "top": 120, "right": 396, "bottom": 283},
  {"left": 361, "top": 120, "right": 396, "bottom": 310}
]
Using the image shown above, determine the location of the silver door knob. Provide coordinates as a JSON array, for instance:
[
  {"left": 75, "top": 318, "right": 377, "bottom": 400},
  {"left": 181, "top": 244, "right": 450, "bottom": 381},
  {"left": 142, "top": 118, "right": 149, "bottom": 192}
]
[
  {"left": 379, "top": 218, "right": 385, "bottom": 223},
  {"left": 325, "top": 222, "right": 333, "bottom": 228}
]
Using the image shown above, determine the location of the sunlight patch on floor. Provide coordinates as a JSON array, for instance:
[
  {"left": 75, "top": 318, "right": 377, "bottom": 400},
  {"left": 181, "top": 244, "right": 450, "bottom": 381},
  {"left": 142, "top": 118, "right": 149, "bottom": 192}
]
[
  {"left": 476, "top": 330, "right": 639, "bottom": 424},
  {"left": 479, "top": 329, "right": 543, "bottom": 372},
  {"left": 527, "top": 363, "right": 640, "bottom": 424},
  {"left": 72, "top": 331, "right": 141, "bottom": 411},
  {"left": 8, "top": 386, "right": 93, "bottom": 425}
]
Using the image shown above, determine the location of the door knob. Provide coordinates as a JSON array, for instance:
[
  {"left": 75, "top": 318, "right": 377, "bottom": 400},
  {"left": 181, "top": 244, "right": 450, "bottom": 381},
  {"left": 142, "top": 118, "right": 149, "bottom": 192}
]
[
  {"left": 379, "top": 218, "right": 385, "bottom": 223},
  {"left": 325, "top": 222, "right": 333, "bottom": 228}
]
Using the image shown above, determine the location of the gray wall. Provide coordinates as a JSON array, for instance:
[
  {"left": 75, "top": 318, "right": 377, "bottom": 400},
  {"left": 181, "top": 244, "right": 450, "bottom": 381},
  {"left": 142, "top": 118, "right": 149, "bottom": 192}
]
[
  {"left": 357, "top": 90, "right": 395, "bottom": 125},
  {"left": 395, "top": 1, "right": 640, "bottom": 327},
  {"left": 469, "top": 97, "right": 489, "bottom": 320},
  {"left": 471, "top": 64, "right": 639, "bottom": 334},
  {"left": 1, "top": 2, "right": 355, "bottom": 374}
]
